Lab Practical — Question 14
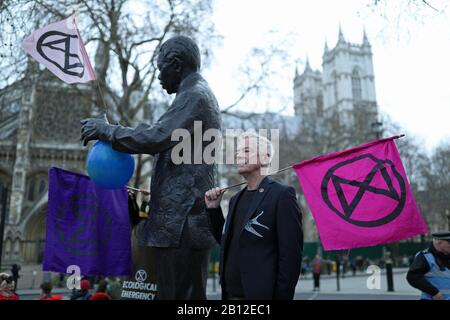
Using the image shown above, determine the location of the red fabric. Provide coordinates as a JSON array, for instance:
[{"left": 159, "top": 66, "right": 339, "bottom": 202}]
[
  {"left": 89, "top": 292, "right": 111, "bottom": 300},
  {"left": 39, "top": 295, "right": 63, "bottom": 300},
  {"left": 312, "top": 260, "right": 322, "bottom": 274},
  {"left": 0, "top": 288, "right": 19, "bottom": 300},
  {"left": 80, "top": 279, "right": 91, "bottom": 291}
]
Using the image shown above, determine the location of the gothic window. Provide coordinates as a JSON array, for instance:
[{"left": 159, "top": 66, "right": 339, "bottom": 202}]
[
  {"left": 8, "top": 99, "right": 20, "bottom": 113},
  {"left": 0, "top": 174, "right": 8, "bottom": 190},
  {"left": 330, "top": 110, "right": 340, "bottom": 130},
  {"left": 316, "top": 94, "right": 324, "bottom": 117},
  {"left": 332, "top": 71, "right": 338, "bottom": 105},
  {"left": 0, "top": 99, "right": 5, "bottom": 121},
  {"left": 0, "top": 97, "right": 20, "bottom": 121},
  {"left": 334, "top": 112, "right": 340, "bottom": 127},
  {"left": 352, "top": 69, "right": 362, "bottom": 101},
  {"left": 39, "top": 179, "right": 46, "bottom": 194},
  {"left": 27, "top": 179, "right": 36, "bottom": 201},
  {"left": 26, "top": 173, "right": 47, "bottom": 203},
  {"left": 0, "top": 173, "right": 11, "bottom": 223},
  {"left": 4, "top": 239, "right": 11, "bottom": 260},
  {"left": 32, "top": 88, "right": 90, "bottom": 143}
]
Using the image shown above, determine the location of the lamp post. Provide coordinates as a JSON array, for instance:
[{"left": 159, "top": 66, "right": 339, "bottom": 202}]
[{"left": 335, "top": 252, "right": 341, "bottom": 292}]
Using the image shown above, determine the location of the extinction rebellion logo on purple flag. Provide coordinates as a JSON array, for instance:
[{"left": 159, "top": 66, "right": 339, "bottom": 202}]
[{"left": 43, "top": 167, "right": 131, "bottom": 275}]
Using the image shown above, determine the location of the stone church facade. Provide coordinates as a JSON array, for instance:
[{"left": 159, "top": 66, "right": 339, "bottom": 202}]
[
  {"left": 0, "top": 75, "right": 91, "bottom": 265},
  {"left": 294, "top": 27, "right": 378, "bottom": 133}
]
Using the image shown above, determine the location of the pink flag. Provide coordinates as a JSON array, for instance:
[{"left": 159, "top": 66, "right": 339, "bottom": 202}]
[
  {"left": 294, "top": 136, "right": 428, "bottom": 250},
  {"left": 21, "top": 15, "right": 96, "bottom": 84}
]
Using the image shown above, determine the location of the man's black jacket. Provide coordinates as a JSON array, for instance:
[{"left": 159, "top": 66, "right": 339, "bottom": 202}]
[
  {"left": 110, "top": 72, "right": 221, "bottom": 248},
  {"left": 207, "top": 177, "right": 303, "bottom": 299}
]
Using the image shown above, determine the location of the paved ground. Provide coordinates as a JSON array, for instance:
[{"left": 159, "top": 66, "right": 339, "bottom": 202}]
[
  {"left": 207, "top": 268, "right": 421, "bottom": 300},
  {"left": 294, "top": 292, "right": 417, "bottom": 300},
  {"left": 295, "top": 268, "right": 419, "bottom": 295},
  {"left": 14, "top": 267, "right": 422, "bottom": 300}
]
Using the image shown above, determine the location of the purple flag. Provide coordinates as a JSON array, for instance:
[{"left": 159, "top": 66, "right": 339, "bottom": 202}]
[{"left": 43, "top": 167, "right": 131, "bottom": 276}]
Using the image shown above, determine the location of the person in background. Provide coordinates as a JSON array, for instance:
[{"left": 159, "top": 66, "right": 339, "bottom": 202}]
[
  {"left": 341, "top": 255, "right": 348, "bottom": 278},
  {"left": 312, "top": 255, "right": 322, "bottom": 292},
  {"left": 39, "top": 282, "right": 63, "bottom": 300},
  {"left": 0, "top": 272, "right": 18, "bottom": 300},
  {"left": 407, "top": 232, "right": 450, "bottom": 300},
  {"left": 89, "top": 279, "right": 111, "bottom": 300},
  {"left": 106, "top": 277, "right": 122, "bottom": 300},
  {"left": 10, "top": 264, "right": 20, "bottom": 292},
  {"left": 70, "top": 279, "right": 92, "bottom": 300},
  {"left": 302, "top": 257, "right": 310, "bottom": 279},
  {"left": 402, "top": 255, "right": 409, "bottom": 267},
  {"left": 350, "top": 259, "right": 357, "bottom": 276},
  {"left": 58, "top": 273, "right": 65, "bottom": 288}
]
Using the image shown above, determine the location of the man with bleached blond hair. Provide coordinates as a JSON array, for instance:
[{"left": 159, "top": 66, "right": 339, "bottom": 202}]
[{"left": 205, "top": 132, "right": 303, "bottom": 300}]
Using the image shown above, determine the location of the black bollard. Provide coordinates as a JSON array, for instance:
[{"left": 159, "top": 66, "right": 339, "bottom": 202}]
[
  {"left": 335, "top": 255, "right": 341, "bottom": 292},
  {"left": 386, "top": 262, "right": 394, "bottom": 292}
]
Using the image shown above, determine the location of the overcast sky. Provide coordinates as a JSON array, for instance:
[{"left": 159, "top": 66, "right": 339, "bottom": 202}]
[{"left": 202, "top": 0, "right": 450, "bottom": 153}]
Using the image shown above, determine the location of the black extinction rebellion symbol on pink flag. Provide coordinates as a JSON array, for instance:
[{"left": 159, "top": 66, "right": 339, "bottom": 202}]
[
  {"left": 321, "top": 154, "right": 406, "bottom": 227},
  {"left": 36, "top": 31, "right": 85, "bottom": 77}
]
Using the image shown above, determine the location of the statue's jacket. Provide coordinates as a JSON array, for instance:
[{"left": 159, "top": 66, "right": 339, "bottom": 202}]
[{"left": 110, "top": 72, "right": 221, "bottom": 249}]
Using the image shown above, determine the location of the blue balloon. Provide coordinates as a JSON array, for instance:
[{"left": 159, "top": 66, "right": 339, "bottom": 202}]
[{"left": 86, "top": 141, "right": 135, "bottom": 189}]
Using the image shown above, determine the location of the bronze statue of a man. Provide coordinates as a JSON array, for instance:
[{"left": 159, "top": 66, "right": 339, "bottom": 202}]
[{"left": 81, "top": 36, "right": 221, "bottom": 299}]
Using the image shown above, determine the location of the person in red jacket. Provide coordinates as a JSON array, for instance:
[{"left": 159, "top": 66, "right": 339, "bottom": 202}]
[
  {"left": 312, "top": 255, "right": 322, "bottom": 292},
  {"left": 39, "top": 282, "right": 63, "bottom": 300},
  {"left": 89, "top": 280, "right": 111, "bottom": 300},
  {"left": 0, "top": 273, "right": 19, "bottom": 300}
]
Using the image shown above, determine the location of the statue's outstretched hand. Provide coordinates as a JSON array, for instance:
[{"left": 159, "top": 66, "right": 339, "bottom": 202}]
[{"left": 80, "top": 114, "right": 114, "bottom": 146}]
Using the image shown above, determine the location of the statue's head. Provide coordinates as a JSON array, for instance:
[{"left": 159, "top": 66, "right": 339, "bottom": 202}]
[{"left": 157, "top": 36, "right": 201, "bottom": 94}]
